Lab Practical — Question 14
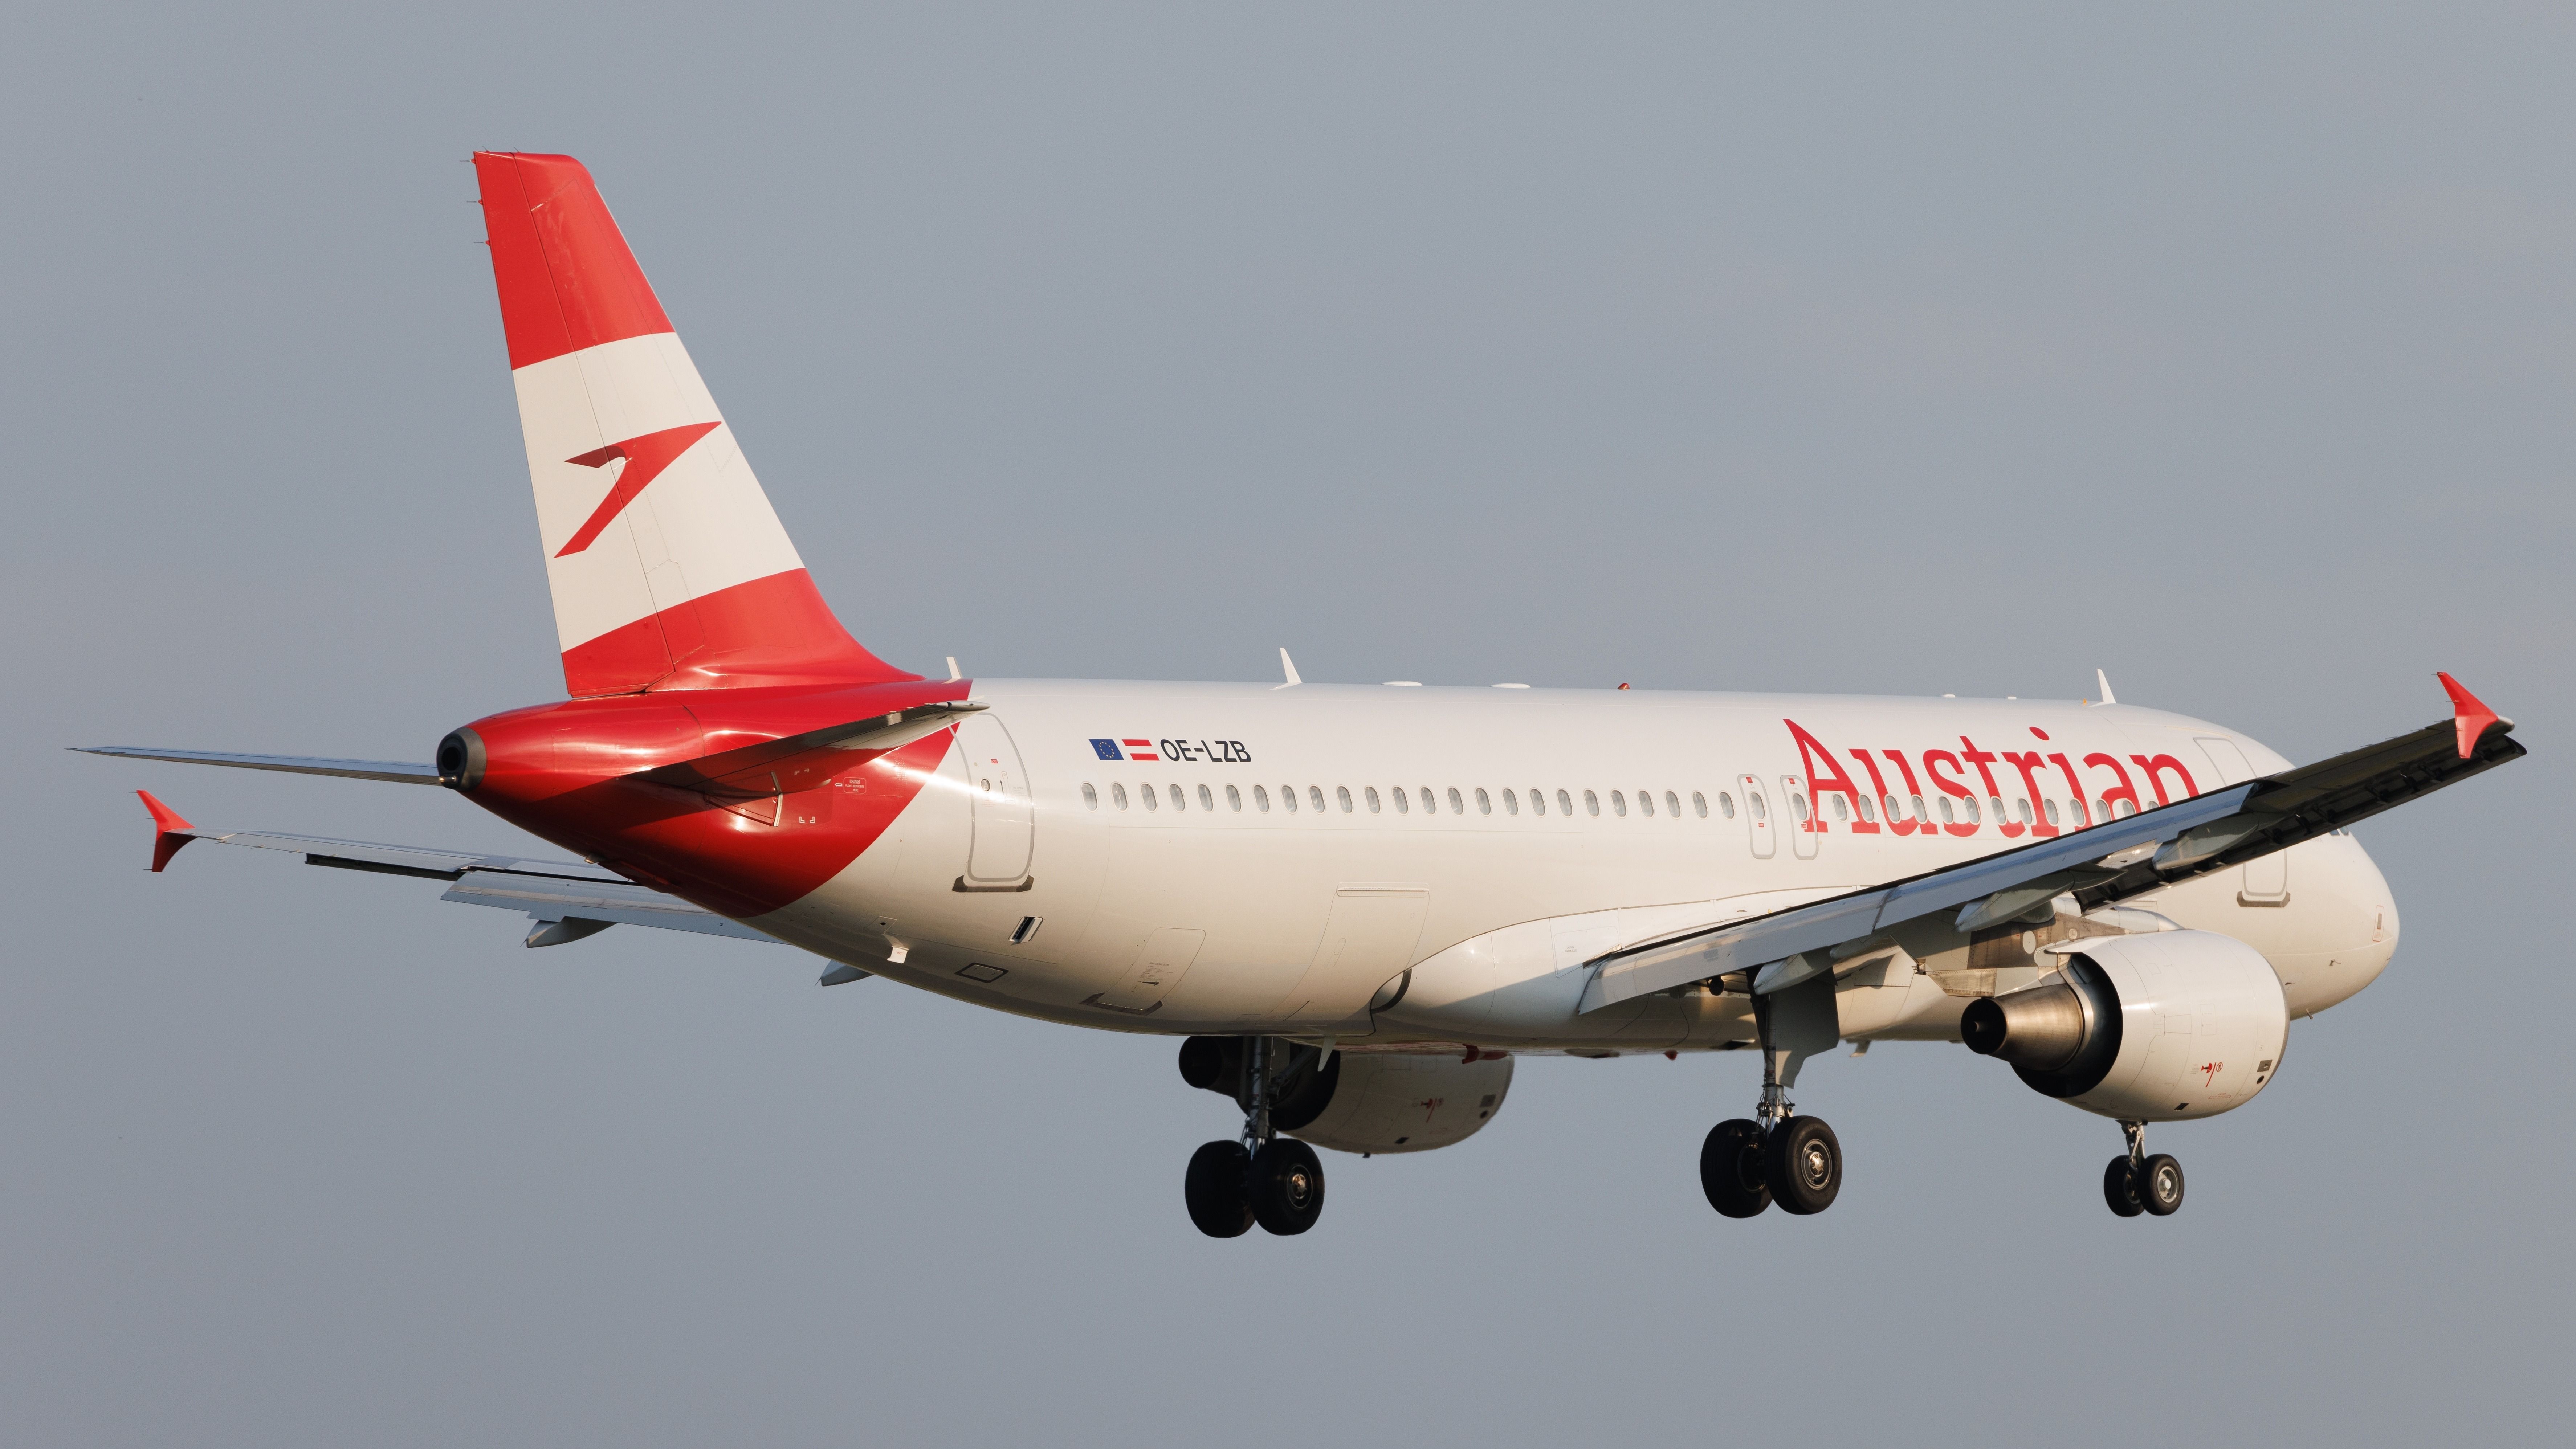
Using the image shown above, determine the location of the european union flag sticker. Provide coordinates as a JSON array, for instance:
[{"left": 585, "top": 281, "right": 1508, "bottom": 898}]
[{"left": 1089, "top": 738, "right": 1121, "bottom": 761}]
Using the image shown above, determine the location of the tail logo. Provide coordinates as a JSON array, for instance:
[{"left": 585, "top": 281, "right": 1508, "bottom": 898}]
[{"left": 554, "top": 421, "right": 724, "bottom": 557}]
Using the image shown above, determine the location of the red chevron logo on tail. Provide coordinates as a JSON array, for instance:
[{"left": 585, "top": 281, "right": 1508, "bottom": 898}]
[{"left": 554, "top": 420, "right": 722, "bottom": 557}]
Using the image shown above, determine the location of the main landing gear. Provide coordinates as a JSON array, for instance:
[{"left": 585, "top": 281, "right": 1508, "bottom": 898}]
[
  {"left": 1700, "top": 975, "right": 1844, "bottom": 1218},
  {"left": 1180, "top": 1036, "right": 1328, "bottom": 1239},
  {"left": 2103, "top": 1121, "right": 2185, "bottom": 1218}
]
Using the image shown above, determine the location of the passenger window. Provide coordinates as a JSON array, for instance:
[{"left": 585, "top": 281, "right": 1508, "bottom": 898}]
[
  {"left": 1083, "top": 783, "right": 1099, "bottom": 809},
  {"left": 1831, "top": 794, "right": 1849, "bottom": 821},
  {"left": 2016, "top": 799, "right": 2031, "bottom": 824},
  {"left": 1750, "top": 792, "right": 1766, "bottom": 820},
  {"left": 1910, "top": 793, "right": 1926, "bottom": 821},
  {"left": 1530, "top": 789, "right": 1547, "bottom": 816},
  {"left": 1142, "top": 783, "right": 1158, "bottom": 811},
  {"left": 1365, "top": 786, "right": 1381, "bottom": 813},
  {"left": 1309, "top": 786, "right": 1325, "bottom": 812},
  {"left": 1112, "top": 783, "right": 1128, "bottom": 810},
  {"left": 1711, "top": 791, "right": 1728, "bottom": 818},
  {"left": 1198, "top": 784, "right": 1215, "bottom": 811},
  {"left": 1637, "top": 790, "right": 1653, "bottom": 817},
  {"left": 1448, "top": 787, "right": 1465, "bottom": 814},
  {"left": 2043, "top": 797, "right": 2059, "bottom": 825},
  {"left": 1667, "top": 790, "right": 1682, "bottom": 817},
  {"left": 1964, "top": 797, "right": 1980, "bottom": 823},
  {"left": 1938, "top": 796, "right": 1953, "bottom": 823},
  {"left": 1393, "top": 786, "right": 1409, "bottom": 814},
  {"left": 1420, "top": 787, "right": 1436, "bottom": 813},
  {"left": 2094, "top": 797, "right": 2109, "bottom": 822},
  {"left": 1282, "top": 785, "right": 1298, "bottom": 812},
  {"left": 1881, "top": 793, "right": 1899, "bottom": 820},
  {"left": 1556, "top": 789, "right": 1572, "bottom": 815},
  {"left": 1855, "top": 794, "right": 1873, "bottom": 822},
  {"left": 1254, "top": 784, "right": 1271, "bottom": 812},
  {"left": 1337, "top": 786, "right": 1353, "bottom": 813},
  {"left": 1987, "top": 795, "right": 2004, "bottom": 821},
  {"left": 1504, "top": 788, "right": 1520, "bottom": 816},
  {"left": 1585, "top": 790, "right": 1601, "bottom": 817},
  {"left": 1611, "top": 790, "right": 1628, "bottom": 816},
  {"left": 1171, "top": 784, "right": 1187, "bottom": 811},
  {"left": 1226, "top": 784, "right": 1242, "bottom": 811},
  {"left": 1792, "top": 793, "right": 1808, "bottom": 821},
  {"left": 1476, "top": 788, "right": 1492, "bottom": 815}
]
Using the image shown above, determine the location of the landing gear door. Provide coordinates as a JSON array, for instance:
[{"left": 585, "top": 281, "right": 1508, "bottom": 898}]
[{"left": 957, "top": 713, "right": 1034, "bottom": 886}]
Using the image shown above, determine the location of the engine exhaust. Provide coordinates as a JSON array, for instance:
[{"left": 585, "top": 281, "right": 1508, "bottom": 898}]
[{"left": 1961, "top": 981, "right": 2092, "bottom": 1072}]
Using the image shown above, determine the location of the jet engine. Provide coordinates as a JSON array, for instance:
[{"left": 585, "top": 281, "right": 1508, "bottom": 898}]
[
  {"left": 1178, "top": 1038, "right": 1514, "bottom": 1155},
  {"left": 1959, "top": 930, "right": 2288, "bottom": 1123}
]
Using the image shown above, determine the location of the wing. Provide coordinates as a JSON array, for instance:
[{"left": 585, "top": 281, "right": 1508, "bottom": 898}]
[
  {"left": 131, "top": 791, "right": 783, "bottom": 948},
  {"left": 76, "top": 746, "right": 445, "bottom": 785},
  {"left": 1581, "top": 674, "right": 2527, "bottom": 1012}
]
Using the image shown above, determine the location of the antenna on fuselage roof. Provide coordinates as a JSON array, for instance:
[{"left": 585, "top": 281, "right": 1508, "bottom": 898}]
[
  {"left": 2095, "top": 668, "right": 2117, "bottom": 706},
  {"left": 1277, "top": 648, "right": 1302, "bottom": 689}
]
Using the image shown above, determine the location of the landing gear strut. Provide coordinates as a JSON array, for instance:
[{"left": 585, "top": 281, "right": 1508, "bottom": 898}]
[
  {"left": 1181, "top": 1036, "right": 1328, "bottom": 1238},
  {"left": 1701, "top": 972, "right": 1843, "bottom": 1219},
  {"left": 2103, "top": 1120, "right": 2185, "bottom": 1218}
]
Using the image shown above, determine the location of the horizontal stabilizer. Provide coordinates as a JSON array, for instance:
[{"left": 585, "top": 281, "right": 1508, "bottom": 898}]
[
  {"left": 129, "top": 809, "right": 782, "bottom": 948},
  {"left": 78, "top": 746, "right": 443, "bottom": 786}
]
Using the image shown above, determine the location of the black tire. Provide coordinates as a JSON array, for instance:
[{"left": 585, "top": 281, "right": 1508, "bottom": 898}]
[
  {"left": 2103, "top": 1156, "right": 2144, "bottom": 1217},
  {"left": 1185, "top": 1140, "right": 1254, "bottom": 1238},
  {"left": 1249, "top": 1138, "right": 1326, "bottom": 1236},
  {"left": 2139, "top": 1153, "right": 2185, "bottom": 1216},
  {"left": 1700, "top": 1119, "right": 1771, "bottom": 1218},
  {"left": 1765, "top": 1116, "right": 1842, "bottom": 1215}
]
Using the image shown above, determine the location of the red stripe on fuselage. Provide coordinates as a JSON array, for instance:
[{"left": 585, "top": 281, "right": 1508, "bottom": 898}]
[{"left": 457, "top": 680, "right": 970, "bottom": 919}]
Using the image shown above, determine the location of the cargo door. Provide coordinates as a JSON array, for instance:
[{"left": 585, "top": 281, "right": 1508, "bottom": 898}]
[
  {"left": 1092, "top": 927, "right": 1205, "bottom": 1015},
  {"left": 1275, "top": 885, "right": 1430, "bottom": 1025}
]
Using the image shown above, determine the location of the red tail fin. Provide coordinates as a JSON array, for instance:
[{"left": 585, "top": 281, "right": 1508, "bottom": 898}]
[{"left": 473, "top": 152, "right": 916, "bottom": 695}]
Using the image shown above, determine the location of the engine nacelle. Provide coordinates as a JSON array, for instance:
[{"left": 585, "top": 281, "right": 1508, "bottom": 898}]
[
  {"left": 1959, "top": 930, "right": 2288, "bottom": 1123},
  {"left": 1178, "top": 1038, "right": 1514, "bottom": 1155}
]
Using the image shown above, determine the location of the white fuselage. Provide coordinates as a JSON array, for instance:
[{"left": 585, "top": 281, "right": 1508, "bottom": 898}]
[{"left": 749, "top": 682, "right": 2400, "bottom": 1051}]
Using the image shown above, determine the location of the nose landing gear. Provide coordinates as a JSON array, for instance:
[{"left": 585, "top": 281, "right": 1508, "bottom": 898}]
[
  {"left": 2103, "top": 1121, "right": 2185, "bottom": 1217},
  {"left": 1181, "top": 1036, "right": 1329, "bottom": 1238}
]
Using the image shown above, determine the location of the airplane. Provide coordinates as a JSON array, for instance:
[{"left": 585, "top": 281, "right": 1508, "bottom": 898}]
[{"left": 83, "top": 152, "right": 2526, "bottom": 1237}]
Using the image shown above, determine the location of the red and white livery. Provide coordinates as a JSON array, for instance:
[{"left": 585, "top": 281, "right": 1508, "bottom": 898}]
[{"left": 89, "top": 154, "right": 2527, "bottom": 1237}]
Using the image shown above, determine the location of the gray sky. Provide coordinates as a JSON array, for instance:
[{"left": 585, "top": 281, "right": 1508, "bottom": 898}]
[{"left": 5, "top": 4, "right": 2569, "bottom": 1444}]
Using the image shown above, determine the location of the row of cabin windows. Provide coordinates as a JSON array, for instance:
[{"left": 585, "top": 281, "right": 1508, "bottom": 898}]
[
  {"left": 1078, "top": 783, "right": 1718, "bottom": 817},
  {"left": 1075, "top": 780, "right": 2150, "bottom": 828}
]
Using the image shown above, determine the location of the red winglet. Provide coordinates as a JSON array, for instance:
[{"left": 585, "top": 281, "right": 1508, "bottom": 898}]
[
  {"left": 136, "top": 789, "right": 197, "bottom": 873},
  {"left": 2436, "top": 672, "right": 2502, "bottom": 760}
]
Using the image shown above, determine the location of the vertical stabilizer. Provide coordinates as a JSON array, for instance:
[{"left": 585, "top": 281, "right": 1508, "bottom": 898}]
[{"left": 473, "top": 152, "right": 914, "bottom": 695}]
